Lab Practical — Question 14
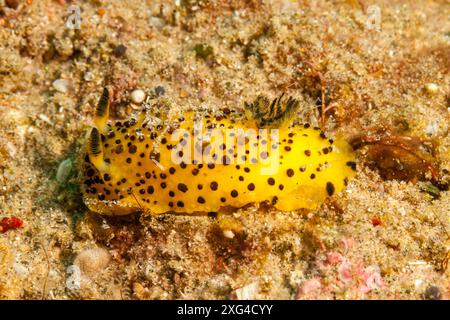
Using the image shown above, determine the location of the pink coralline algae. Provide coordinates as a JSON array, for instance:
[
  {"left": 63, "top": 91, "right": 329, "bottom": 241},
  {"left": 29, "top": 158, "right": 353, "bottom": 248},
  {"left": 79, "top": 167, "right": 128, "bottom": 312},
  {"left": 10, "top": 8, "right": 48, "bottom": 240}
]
[
  {"left": 296, "top": 238, "right": 385, "bottom": 299},
  {"left": 297, "top": 279, "right": 322, "bottom": 297},
  {"left": 338, "top": 259, "right": 385, "bottom": 294}
]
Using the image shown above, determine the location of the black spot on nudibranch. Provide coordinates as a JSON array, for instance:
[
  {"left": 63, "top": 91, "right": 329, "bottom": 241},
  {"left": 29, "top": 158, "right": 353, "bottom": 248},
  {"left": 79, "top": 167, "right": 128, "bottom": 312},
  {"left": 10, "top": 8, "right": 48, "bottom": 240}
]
[
  {"left": 86, "top": 168, "right": 95, "bottom": 177},
  {"left": 272, "top": 196, "right": 278, "bottom": 205},
  {"left": 346, "top": 161, "right": 357, "bottom": 171},
  {"left": 178, "top": 183, "right": 188, "bottom": 193},
  {"left": 286, "top": 169, "right": 294, "bottom": 177},
  {"left": 326, "top": 182, "right": 335, "bottom": 196},
  {"left": 197, "top": 196, "right": 206, "bottom": 204},
  {"left": 115, "top": 145, "right": 124, "bottom": 154},
  {"left": 344, "top": 177, "right": 349, "bottom": 186},
  {"left": 210, "top": 181, "right": 218, "bottom": 191}
]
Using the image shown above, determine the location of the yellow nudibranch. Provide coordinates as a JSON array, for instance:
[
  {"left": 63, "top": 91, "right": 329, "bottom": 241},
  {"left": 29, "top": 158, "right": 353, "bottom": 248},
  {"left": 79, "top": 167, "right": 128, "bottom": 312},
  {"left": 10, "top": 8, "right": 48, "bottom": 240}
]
[{"left": 81, "top": 88, "right": 356, "bottom": 215}]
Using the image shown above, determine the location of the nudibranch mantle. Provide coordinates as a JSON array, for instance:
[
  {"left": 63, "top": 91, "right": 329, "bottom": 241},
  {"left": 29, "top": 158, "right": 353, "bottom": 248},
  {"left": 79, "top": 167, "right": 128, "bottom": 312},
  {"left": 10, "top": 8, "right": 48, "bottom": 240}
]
[{"left": 81, "top": 88, "right": 356, "bottom": 215}]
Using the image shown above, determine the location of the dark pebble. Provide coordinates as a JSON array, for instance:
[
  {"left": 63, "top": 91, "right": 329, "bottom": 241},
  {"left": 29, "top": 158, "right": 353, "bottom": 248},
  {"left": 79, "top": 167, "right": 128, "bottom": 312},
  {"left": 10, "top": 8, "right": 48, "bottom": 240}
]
[
  {"left": 154, "top": 86, "right": 165, "bottom": 96},
  {"left": 6, "top": 0, "right": 19, "bottom": 9},
  {"left": 114, "top": 44, "right": 127, "bottom": 57},
  {"left": 423, "top": 286, "right": 441, "bottom": 300}
]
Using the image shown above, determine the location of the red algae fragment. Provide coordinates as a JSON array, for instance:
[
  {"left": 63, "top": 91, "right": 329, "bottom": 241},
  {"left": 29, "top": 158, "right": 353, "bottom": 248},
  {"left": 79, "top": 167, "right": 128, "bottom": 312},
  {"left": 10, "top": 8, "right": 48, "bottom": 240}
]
[
  {"left": 0, "top": 216, "right": 24, "bottom": 233},
  {"left": 326, "top": 252, "right": 343, "bottom": 265},
  {"left": 370, "top": 217, "right": 382, "bottom": 226}
]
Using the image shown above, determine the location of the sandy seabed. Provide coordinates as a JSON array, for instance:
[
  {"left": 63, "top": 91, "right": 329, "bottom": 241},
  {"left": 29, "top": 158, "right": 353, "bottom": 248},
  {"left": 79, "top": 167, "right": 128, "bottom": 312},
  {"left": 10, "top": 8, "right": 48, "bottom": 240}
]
[{"left": 0, "top": 0, "right": 449, "bottom": 299}]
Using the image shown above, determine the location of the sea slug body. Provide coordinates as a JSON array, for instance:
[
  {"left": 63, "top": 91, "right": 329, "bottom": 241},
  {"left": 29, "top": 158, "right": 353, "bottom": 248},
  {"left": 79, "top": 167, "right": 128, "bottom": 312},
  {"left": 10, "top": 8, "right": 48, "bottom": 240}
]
[{"left": 81, "top": 88, "right": 356, "bottom": 215}]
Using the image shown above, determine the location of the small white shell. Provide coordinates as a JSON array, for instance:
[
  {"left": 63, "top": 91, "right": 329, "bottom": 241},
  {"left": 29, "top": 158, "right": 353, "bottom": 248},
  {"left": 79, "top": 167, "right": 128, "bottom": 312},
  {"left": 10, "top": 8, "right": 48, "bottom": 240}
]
[
  {"left": 424, "top": 83, "right": 439, "bottom": 95},
  {"left": 56, "top": 158, "right": 73, "bottom": 183},
  {"left": 222, "top": 229, "right": 235, "bottom": 239},
  {"left": 52, "top": 79, "right": 70, "bottom": 93},
  {"left": 131, "top": 89, "right": 146, "bottom": 104},
  {"left": 234, "top": 282, "right": 259, "bottom": 300}
]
